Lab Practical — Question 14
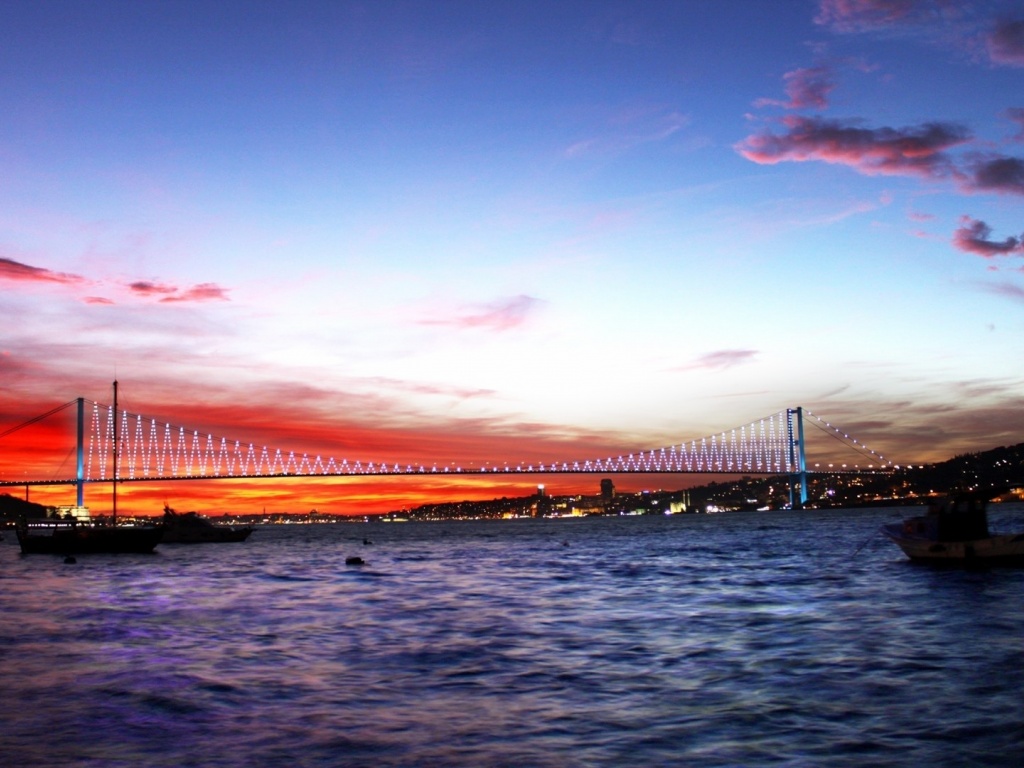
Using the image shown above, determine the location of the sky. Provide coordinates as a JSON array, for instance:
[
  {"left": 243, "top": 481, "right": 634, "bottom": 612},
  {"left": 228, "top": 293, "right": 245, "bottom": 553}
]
[{"left": 1, "top": 0, "right": 1023, "bottom": 516}]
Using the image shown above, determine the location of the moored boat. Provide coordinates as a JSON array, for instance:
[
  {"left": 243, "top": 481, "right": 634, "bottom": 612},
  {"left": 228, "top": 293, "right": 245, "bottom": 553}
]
[
  {"left": 16, "top": 518, "right": 163, "bottom": 554},
  {"left": 882, "top": 490, "right": 1024, "bottom": 565},
  {"left": 161, "top": 505, "right": 253, "bottom": 543},
  {"left": 15, "top": 380, "right": 164, "bottom": 556}
]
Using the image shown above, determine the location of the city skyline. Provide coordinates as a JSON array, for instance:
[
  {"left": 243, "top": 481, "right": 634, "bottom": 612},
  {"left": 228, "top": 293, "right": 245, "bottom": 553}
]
[{"left": 2, "top": 1, "right": 1023, "bottom": 515}]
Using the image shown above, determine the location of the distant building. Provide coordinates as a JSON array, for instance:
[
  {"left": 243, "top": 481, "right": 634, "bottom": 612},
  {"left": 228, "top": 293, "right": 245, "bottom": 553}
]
[{"left": 600, "top": 478, "right": 615, "bottom": 500}]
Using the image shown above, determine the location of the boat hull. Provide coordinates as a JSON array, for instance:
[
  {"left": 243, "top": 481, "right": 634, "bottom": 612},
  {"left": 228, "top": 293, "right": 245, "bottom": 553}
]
[
  {"left": 160, "top": 506, "right": 253, "bottom": 543},
  {"left": 882, "top": 524, "right": 1024, "bottom": 565},
  {"left": 16, "top": 522, "right": 163, "bottom": 555}
]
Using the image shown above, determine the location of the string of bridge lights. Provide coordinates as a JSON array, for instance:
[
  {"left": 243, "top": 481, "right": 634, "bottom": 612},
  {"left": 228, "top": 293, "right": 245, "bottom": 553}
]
[
  {"left": 80, "top": 401, "right": 892, "bottom": 482},
  {"left": 803, "top": 409, "right": 901, "bottom": 470}
]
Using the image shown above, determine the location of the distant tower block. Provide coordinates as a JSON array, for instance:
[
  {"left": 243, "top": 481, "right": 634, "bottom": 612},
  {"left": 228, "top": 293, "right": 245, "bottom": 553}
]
[
  {"left": 600, "top": 478, "right": 615, "bottom": 500},
  {"left": 537, "top": 484, "right": 546, "bottom": 497}
]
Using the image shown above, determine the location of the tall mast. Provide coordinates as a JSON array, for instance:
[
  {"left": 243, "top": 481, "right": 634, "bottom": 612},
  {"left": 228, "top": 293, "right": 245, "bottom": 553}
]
[{"left": 112, "top": 380, "right": 118, "bottom": 525}]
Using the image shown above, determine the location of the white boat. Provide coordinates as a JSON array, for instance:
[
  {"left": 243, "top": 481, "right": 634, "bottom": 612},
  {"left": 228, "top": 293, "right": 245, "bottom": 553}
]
[{"left": 882, "top": 490, "right": 1024, "bottom": 564}]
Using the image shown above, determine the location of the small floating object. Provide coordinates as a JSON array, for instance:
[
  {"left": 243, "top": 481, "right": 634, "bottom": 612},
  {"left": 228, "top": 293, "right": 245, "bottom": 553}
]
[
  {"left": 362, "top": 538, "right": 373, "bottom": 545},
  {"left": 345, "top": 556, "right": 365, "bottom": 566},
  {"left": 63, "top": 555, "right": 77, "bottom": 564}
]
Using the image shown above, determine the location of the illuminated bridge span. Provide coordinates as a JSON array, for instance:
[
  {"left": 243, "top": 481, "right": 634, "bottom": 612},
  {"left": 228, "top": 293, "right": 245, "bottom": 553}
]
[
  {"left": 95, "top": 405, "right": 806, "bottom": 477},
  {"left": 1, "top": 397, "right": 893, "bottom": 507}
]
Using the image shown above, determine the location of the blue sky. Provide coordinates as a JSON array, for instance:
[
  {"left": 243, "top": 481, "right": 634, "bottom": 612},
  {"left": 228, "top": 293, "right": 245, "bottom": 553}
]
[{"left": 1, "top": 1, "right": 1022, "bottom": 513}]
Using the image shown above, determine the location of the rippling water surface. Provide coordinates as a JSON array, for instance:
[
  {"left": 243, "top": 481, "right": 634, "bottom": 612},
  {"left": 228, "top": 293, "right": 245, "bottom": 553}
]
[{"left": 2, "top": 505, "right": 1024, "bottom": 767}]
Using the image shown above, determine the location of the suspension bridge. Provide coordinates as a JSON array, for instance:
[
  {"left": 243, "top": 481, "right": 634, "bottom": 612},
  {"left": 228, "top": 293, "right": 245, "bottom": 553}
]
[{"left": 1, "top": 394, "right": 894, "bottom": 508}]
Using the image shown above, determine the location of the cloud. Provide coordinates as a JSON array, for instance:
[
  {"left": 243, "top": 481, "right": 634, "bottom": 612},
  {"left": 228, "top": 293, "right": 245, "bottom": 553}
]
[
  {"left": 129, "top": 280, "right": 177, "bottom": 297},
  {"left": 987, "top": 17, "right": 1024, "bottom": 66},
  {"left": 754, "top": 66, "right": 836, "bottom": 111},
  {"left": 1006, "top": 108, "right": 1024, "bottom": 142},
  {"left": 420, "top": 295, "right": 542, "bottom": 331},
  {"left": 564, "top": 108, "right": 690, "bottom": 159},
  {"left": 784, "top": 66, "right": 836, "bottom": 110},
  {"left": 159, "top": 283, "right": 230, "bottom": 303},
  {"left": 814, "top": 0, "right": 922, "bottom": 32},
  {"left": 128, "top": 280, "right": 230, "bottom": 303},
  {"left": 962, "top": 154, "right": 1024, "bottom": 195},
  {"left": 673, "top": 349, "right": 759, "bottom": 371},
  {"left": 952, "top": 216, "right": 1023, "bottom": 257},
  {"left": 980, "top": 281, "right": 1024, "bottom": 303},
  {"left": 362, "top": 377, "right": 496, "bottom": 401},
  {"left": 0, "top": 257, "right": 83, "bottom": 285},
  {"left": 736, "top": 116, "right": 969, "bottom": 179}
]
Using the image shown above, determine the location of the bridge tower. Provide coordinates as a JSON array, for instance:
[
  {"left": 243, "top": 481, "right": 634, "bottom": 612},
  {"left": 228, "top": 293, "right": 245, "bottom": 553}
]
[
  {"left": 76, "top": 397, "right": 85, "bottom": 508},
  {"left": 787, "top": 407, "right": 808, "bottom": 508}
]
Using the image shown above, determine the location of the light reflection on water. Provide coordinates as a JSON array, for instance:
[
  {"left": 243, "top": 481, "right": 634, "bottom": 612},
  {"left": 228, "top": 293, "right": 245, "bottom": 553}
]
[{"left": 2, "top": 506, "right": 1023, "bottom": 767}]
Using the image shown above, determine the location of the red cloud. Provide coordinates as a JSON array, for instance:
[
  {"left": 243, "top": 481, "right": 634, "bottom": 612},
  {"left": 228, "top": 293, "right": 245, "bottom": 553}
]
[
  {"left": 987, "top": 18, "right": 1024, "bottom": 66},
  {"left": 420, "top": 295, "right": 541, "bottom": 331},
  {"left": 737, "top": 116, "right": 969, "bottom": 179},
  {"left": 963, "top": 155, "right": 1024, "bottom": 196},
  {"left": 814, "top": 0, "right": 920, "bottom": 32},
  {"left": 0, "top": 257, "right": 83, "bottom": 285},
  {"left": 159, "top": 283, "right": 230, "bottom": 303},
  {"left": 952, "top": 216, "right": 1023, "bottom": 257}
]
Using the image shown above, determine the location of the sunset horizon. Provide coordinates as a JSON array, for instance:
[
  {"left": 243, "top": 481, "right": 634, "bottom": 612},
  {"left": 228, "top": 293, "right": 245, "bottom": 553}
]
[{"left": 2, "top": 0, "right": 1022, "bottom": 516}]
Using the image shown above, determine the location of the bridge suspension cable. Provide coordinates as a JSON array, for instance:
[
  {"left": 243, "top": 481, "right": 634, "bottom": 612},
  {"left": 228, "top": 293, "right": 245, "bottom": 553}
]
[
  {"left": 0, "top": 397, "right": 892, "bottom": 489},
  {"left": 76, "top": 403, "right": 809, "bottom": 480},
  {"left": 803, "top": 409, "right": 891, "bottom": 467},
  {"left": 0, "top": 400, "right": 77, "bottom": 441}
]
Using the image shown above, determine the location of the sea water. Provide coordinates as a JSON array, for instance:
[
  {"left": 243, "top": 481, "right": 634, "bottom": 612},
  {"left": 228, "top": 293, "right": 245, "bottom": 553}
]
[{"left": 2, "top": 505, "right": 1023, "bottom": 767}]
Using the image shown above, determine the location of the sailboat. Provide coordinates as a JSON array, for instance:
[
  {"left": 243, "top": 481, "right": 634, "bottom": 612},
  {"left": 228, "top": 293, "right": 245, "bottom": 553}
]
[{"left": 16, "top": 381, "right": 163, "bottom": 555}]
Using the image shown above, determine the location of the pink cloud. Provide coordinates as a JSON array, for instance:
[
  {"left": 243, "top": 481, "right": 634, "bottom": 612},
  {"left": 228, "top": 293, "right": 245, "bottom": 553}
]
[
  {"left": 159, "top": 283, "right": 230, "bottom": 303},
  {"left": 673, "top": 349, "right": 759, "bottom": 372},
  {"left": 980, "top": 281, "right": 1024, "bottom": 303},
  {"left": 987, "top": 18, "right": 1024, "bottom": 66},
  {"left": 84, "top": 296, "right": 115, "bottom": 305},
  {"left": 420, "top": 295, "right": 542, "bottom": 331},
  {"left": 0, "top": 257, "right": 83, "bottom": 285},
  {"left": 952, "top": 216, "right": 1023, "bottom": 257},
  {"left": 1006, "top": 108, "right": 1024, "bottom": 142},
  {"left": 128, "top": 280, "right": 230, "bottom": 303},
  {"left": 129, "top": 280, "right": 177, "bottom": 297},
  {"left": 783, "top": 66, "right": 836, "bottom": 110},
  {"left": 736, "top": 116, "right": 969, "bottom": 179},
  {"left": 754, "top": 66, "right": 836, "bottom": 111},
  {"left": 962, "top": 155, "right": 1024, "bottom": 195},
  {"left": 814, "top": 0, "right": 920, "bottom": 32}
]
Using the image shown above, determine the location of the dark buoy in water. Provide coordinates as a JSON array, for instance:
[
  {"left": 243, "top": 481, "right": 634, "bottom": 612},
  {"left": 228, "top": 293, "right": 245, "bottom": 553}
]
[
  {"left": 64, "top": 555, "right": 77, "bottom": 564},
  {"left": 362, "top": 538, "right": 372, "bottom": 545},
  {"left": 346, "top": 556, "right": 365, "bottom": 566}
]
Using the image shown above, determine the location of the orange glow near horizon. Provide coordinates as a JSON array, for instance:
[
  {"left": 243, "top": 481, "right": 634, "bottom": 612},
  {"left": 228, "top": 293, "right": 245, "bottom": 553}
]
[{"left": 0, "top": 387, "right": 964, "bottom": 517}]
